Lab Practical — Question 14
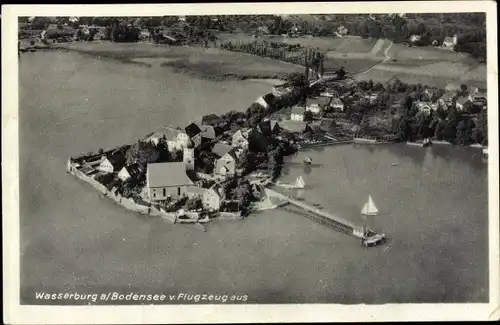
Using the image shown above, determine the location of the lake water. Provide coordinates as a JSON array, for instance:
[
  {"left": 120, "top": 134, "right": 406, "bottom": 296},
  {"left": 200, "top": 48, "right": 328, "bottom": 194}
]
[{"left": 19, "top": 51, "right": 488, "bottom": 304}]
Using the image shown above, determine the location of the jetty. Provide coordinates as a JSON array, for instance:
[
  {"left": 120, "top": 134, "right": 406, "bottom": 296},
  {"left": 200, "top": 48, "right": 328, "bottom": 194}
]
[{"left": 266, "top": 188, "right": 365, "bottom": 239}]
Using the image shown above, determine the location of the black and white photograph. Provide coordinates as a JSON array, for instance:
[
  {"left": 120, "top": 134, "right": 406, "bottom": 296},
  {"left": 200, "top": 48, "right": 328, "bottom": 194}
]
[{"left": 3, "top": 2, "right": 499, "bottom": 323}]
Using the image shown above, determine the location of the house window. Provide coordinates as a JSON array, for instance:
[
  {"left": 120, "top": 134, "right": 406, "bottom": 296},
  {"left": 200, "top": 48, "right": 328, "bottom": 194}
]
[
  {"left": 178, "top": 187, "right": 181, "bottom": 196},
  {"left": 163, "top": 188, "right": 166, "bottom": 197},
  {"left": 153, "top": 190, "right": 156, "bottom": 198}
]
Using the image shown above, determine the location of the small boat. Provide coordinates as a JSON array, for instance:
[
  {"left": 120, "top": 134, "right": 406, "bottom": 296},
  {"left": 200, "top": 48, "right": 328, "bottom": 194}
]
[
  {"left": 303, "top": 156, "right": 312, "bottom": 165},
  {"left": 361, "top": 195, "right": 379, "bottom": 216},
  {"left": 391, "top": 163, "right": 399, "bottom": 166},
  {"left": 422, "top": 138, "right": 432, "bottom": 147},
  {"left": 295, "top": 176, "right": 305, "bottom": 189}
]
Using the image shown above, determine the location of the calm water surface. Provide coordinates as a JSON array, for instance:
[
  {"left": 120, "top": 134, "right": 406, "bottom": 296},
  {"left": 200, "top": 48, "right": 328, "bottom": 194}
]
[{"left": 19, "top": 51, "right": 488, "bottom": 304}]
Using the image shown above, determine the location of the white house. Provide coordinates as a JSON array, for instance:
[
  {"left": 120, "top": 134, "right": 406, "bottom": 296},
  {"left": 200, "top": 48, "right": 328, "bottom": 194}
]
[
  {"left": 202, "top": 187, "right": 222, "bottom": 211},
  {"left": 306, "top": 97, "right": 329, "bottom": 115},
  {"left": 337, "top": 26, "right": 348, "bottom": 36},
  {"left": 442, "top": 34, "right": 458, "bottom": 49},
  {"left": 231, "top": 130, "right": 249, "bottom": 150},
  {"left": 117, "top": 163, "right": 142, "bottom": 182},
  {"left": 97, "top": 151, "right": 126, "bottom": 174},
  {"left": 146, "top": 162, "right": 194, "bottom": 202},
  {"left": 147, "top": 127, "right": 190, "bottom": 151},
  {"left": 215, "top": 150, "right": 238, "bottom": 177},
  {"left": 331, "top": 98, "right": 344, "bottom": 112},
  {"left": 290, "top": 106, "right": 305, "bottom": 121}
]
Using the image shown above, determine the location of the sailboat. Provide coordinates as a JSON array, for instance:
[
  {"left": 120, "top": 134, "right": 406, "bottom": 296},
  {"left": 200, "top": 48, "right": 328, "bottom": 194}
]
[
  {"left": 303, "top": 156, "right": 312, "bottom": 165},
  {"left": 295, "top": 176, "right": 305, "bottom": 189},
  {"left": 361, "top": 195, "right": 379, "bottom": 216},
  {"left": 359, "top": 195, "right": 386, "bottom": 246}
]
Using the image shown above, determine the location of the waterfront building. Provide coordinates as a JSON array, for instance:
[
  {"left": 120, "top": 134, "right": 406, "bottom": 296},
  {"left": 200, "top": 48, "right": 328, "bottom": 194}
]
[
  {"left": 290, "top": 105, "right": 305, "bottom": 121},
  {"left": 146, "top": 162, "right": 194, "bottom": 202},
  {"left": 147, "top": 126, "right": 190, "bottom": 151},
  {"left": 117, "top": 163, "right": 142, "bottom": 182},
  {"left": 279, "top": 120, "right": 311, "bottom": 134},
  {"left": 202, "top": 187, "right": 222, "bottom": 211},
  {"left": 97, "top": 151, "right": 126, "bottom": 174}
]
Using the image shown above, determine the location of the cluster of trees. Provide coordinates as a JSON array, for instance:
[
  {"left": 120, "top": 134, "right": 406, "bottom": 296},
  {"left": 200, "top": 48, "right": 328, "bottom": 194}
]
[
  {"left": 220, "top": 40, "right": 325, "bottom": 77},
  {"left": 224, "top": 177, "right": 255, "bottom": 212},
  {"left": 397, "top": 103, "right": 488, "bottom": 146}
]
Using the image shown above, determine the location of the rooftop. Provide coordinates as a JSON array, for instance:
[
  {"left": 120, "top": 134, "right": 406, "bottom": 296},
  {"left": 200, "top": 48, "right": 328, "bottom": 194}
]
[
  {"left": 212, "top": 143, "right": 233, "bottom": 157},
  {"left": 290, "top": 106, "right": 305, "bottom": 115},
  {"left": 147, "top": 162, "right": 194, "bottom": 188},
  {"left": 185, "top": 122, "right": 202, "bottom": 138}
]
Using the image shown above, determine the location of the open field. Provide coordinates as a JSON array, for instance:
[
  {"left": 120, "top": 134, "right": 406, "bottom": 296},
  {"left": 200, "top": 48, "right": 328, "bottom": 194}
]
[
  {"left": 52, "top": 41, "right": 304, "bottom": 80},
  {"left": 355, "top": 42, "right": 487, "bottom": 89}
]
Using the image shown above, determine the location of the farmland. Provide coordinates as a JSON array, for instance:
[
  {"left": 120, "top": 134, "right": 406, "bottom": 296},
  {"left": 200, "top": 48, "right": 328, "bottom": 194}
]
[{"left": 355, "top": 42, "right": 487, "bottom": 89}]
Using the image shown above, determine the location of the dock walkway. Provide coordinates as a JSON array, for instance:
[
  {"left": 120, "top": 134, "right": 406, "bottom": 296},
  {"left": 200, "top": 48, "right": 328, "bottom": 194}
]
[{"left": 266, "top": 188, "right": 364, "bottom": 239}]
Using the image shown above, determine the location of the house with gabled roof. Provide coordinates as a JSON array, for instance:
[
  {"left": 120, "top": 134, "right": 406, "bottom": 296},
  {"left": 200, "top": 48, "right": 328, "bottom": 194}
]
[
  {"left": 330, "top": 98, "right": 344, "bottom": 112},
  {"left": 146, "top": 126, "right": 190, "bottom": 151},
  {"left": 212, "top": 143, "right": 233, "bottom": 158},
  {"left": 185, "top": 123, "right": 203, "bottom": 148},
  {"left": 98, "top": 151, "right": 126, "bottom": 173},
  {"left": 456, "top": 95, "right": 473, "bottom": 112},
  {"left": 117, "top": 163, "right": 143, "bottom": 182},
  {"left": 200, "top": 124, "right": 216, "bottom": 140},
  {"left": 215, "top": 149, "right": 239, "bottom": 177},
  {"left": 442, "top": 34, "right": 458, "bottom": 49},
  {"left": 439, "top": 91, "right": 458, "bottom": 108},
  {"left": 306, "top": 97, "right": 330, "bottom": 115},
  {"left": 290, "top": 105, "right": 305, "bottom": 121},
  {"left": 201, "top": 113, "right": 221, "bottom": 126},
  {"left": 146, "top": 162, "right": 194, "bottom": 202},
  {"left": 231, "top": 129, "right": 250, "bottom": 150}
]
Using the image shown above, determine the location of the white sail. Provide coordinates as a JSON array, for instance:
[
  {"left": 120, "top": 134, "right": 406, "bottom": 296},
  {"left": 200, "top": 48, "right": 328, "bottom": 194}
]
[
  {"left": 295, "top": 176, "right": 305, "bottom": 188},
  {"left": 361, "top": 195, "right": 379, "bottom": 216}
]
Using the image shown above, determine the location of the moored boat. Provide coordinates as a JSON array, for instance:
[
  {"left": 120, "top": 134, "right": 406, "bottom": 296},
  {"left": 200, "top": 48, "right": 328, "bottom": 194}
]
[{"left": 303, "top": 156, "right": 312, "bottom": 165}]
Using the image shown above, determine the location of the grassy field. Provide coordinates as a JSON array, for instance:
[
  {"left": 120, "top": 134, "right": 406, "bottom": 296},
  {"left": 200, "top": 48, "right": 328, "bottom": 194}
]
[
  {"left": 356, "top": 42, "right": 487, "bottom": 89},
  {"left": 52, "top": 41, "right": 303, "bottom": 80}
]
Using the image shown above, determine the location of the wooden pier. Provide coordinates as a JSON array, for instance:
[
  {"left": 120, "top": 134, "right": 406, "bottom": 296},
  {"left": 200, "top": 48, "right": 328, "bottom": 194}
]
[{"left": 266, "top": 188, "right": 364, "bottom": 239}]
